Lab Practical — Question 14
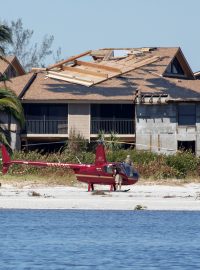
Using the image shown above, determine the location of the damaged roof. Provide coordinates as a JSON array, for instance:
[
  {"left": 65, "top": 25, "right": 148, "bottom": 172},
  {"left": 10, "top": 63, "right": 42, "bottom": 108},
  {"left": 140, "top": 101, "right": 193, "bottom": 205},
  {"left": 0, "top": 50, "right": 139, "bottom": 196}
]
[
  {"left": 46, "top": 48, "right": 161, "bottom": 87},
  {"left": 2, "top": 47, "right": 200, "bottom": 102}
]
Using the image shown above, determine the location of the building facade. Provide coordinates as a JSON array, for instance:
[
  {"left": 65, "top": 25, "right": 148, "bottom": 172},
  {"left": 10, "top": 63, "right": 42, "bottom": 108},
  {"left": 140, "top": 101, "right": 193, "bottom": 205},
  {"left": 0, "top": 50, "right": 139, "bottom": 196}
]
[{"left": 2, "top": 47, "right": 200, "bottom": 154}]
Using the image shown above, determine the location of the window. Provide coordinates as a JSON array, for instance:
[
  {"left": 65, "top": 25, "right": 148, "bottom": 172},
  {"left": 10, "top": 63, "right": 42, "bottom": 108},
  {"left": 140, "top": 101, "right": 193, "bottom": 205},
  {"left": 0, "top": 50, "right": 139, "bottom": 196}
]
[
  {"left": 104, "top": 165, "right": 114, "bottom": 174},
  {"left": 23, "top": 104, "right": 68, "bottom": 120},
  {"left": 166, "top": 57, "right": 184, "bottom": 76},
  {"left": 91, "top": 104, "right": 134, "bottom": 118},
  {"left": 22, "top": 104, "right": 68, "bottom": 134},
  {"left": 178, "top": 104, "right": 196, "bottom": 125}
]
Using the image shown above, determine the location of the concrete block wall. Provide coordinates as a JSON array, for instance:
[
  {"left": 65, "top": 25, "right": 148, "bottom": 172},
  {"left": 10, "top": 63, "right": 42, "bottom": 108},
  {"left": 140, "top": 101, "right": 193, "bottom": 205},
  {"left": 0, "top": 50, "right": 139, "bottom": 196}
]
[
  {"left": 136, "top": 104, "right": 177, "bottom": 155},
  {"left": 136, "top": 103, "right": 200, "bottom": 155}
]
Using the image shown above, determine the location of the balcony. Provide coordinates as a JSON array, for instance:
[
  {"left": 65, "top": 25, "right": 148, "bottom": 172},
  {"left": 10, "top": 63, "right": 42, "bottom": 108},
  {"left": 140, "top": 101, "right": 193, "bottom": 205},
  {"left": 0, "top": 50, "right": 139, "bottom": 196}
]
[
  {"left": 91, "top": 118, "right": 134, "bottom": 134},
  {"left": 23, "top": 119, "right": 68, "bottom": 134}
]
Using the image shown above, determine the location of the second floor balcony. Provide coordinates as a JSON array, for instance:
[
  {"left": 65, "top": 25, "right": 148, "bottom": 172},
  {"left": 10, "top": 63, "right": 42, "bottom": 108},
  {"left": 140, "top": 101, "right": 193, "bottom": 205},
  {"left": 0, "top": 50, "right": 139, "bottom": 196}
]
[
  {"left": 23, "top": 119, "right": 68, "bottom": 134},
  {"left": 22, "top": 118, "right": 134, "bottom": 136},
  {"left": 91, "top": 118, "right": 135, "bottom": 135}
]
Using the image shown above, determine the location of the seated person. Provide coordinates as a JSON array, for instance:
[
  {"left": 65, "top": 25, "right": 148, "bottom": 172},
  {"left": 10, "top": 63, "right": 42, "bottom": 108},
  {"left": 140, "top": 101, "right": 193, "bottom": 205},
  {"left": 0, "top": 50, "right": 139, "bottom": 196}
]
[{"left": 124, "top": 155, "right": 133, "bottom": 166}]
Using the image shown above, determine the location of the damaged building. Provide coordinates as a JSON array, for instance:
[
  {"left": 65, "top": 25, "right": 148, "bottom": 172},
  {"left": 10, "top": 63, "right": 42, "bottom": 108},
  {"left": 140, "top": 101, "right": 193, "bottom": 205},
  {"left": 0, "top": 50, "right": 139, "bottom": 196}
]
[{"left": 1, "top": 47, "right": 200, "bottom": 154}]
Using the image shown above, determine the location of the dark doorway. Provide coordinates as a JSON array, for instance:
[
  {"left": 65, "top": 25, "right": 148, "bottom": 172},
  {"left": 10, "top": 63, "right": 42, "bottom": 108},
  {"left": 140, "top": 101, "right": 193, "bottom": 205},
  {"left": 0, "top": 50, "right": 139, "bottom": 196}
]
[{"left": 177, "top": 141, "right": 196, "bottom": 154}]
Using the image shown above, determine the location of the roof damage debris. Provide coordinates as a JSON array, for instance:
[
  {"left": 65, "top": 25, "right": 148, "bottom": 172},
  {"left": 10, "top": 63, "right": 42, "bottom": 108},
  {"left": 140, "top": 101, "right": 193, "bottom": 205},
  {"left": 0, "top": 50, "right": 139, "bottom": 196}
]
[{"left": 45, "top": 48, "right": 160, "bottom": 87}]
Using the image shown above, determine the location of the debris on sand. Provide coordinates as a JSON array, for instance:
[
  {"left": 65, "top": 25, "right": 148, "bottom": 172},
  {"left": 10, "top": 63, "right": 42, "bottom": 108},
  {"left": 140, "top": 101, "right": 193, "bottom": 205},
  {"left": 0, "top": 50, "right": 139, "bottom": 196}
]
[
  {"left": 163, "top": 195, "right": 176, "bottom": 198},
  {"left": 134, "top": 204, "right": 147, "bottom": 210},
  {"left": 28, "top": 191, "right": 41, "bottom": 197},
  {"left": 92, "top": 190, "right": 106, "bottom": 196}
]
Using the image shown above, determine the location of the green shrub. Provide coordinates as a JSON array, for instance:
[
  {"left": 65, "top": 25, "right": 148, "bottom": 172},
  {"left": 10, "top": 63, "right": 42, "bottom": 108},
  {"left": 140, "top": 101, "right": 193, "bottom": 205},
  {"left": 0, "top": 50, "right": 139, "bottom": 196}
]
[
  {"left": 1, "top": 145, "right": 200, "bottom": 181},
  {"left": 165, "top": 151, "right": 199, "bottom": 178},
  {"left": 127, "top": 149, "right": 158, "bottom": 165},
  {"left": 106, "top": 149, "right": 127, "bottom": 162},
  {"left": 62, "top": 128, "right": 88, "bottom": 155}
]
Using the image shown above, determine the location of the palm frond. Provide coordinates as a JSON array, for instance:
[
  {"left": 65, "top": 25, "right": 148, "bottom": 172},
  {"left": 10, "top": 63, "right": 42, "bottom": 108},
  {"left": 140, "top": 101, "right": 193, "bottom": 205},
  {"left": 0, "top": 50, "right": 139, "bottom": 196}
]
[
  {"left": 0, "top": 97, "right": 24, "bottom": 127},
  {"left": 0, "top": 24, "right": 12, "bottom": 54},
  {"left": 0, "top": 25, "right": 12, "bottom": 42},
  {"left": 0, "top": 126, "right": 11, "bottom": 149}
]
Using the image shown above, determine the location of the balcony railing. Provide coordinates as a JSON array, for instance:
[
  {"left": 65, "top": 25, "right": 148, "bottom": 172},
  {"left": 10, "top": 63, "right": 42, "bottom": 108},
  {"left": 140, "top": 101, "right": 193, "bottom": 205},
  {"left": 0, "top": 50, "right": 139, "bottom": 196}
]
[
  {"left": 91, "top": 118, "right": 134, "bottom": 134},
  {"left": 23, "top": 119, "right": 68, "bottom": 134}
]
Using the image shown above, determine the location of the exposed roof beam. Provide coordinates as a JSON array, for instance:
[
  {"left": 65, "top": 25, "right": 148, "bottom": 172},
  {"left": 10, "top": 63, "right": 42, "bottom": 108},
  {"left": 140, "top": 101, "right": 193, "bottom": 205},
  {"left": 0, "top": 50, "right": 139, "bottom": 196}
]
[
  {"left": 47, "top": 50, "right": 91, "bottom": 70},
  {"left": 31, "top": 67, "right": 47, "bottom": 72},
  {"left": 91, "top": 56, "right": 160, "bottom": 86},
  {"left": 47, "top": 73, "right": 93, "bottom": 87},
  {"left": 62, "top": 66, "right": 108, "bottom": 78},
  {"left": 19, "top": 73, "right": 37, "bottom": 99},
  {"left": 47, "top": 70, "right": 94, "bottom": 83},
  {"left": 76, "top": 60, "right": 121, "bottom": 73},
  {"left": 47, "top": 74, "right": 92, "bottom": 87}
]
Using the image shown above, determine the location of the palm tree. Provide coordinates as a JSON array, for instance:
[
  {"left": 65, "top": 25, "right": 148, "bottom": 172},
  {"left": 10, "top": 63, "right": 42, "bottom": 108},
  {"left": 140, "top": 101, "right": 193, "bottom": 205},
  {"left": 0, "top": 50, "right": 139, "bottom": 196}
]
[
  {"left": 0, "top": 88, "right": 25, "bottom": 147},
  {"left": 0, "top": 24, "right": 12, "bottom": 54},
  {"left": 97, "top": 130, "right": 121, "bottom": 151},
  {"left": 0, "top": 23, "right": 25, "bottom": 148}
]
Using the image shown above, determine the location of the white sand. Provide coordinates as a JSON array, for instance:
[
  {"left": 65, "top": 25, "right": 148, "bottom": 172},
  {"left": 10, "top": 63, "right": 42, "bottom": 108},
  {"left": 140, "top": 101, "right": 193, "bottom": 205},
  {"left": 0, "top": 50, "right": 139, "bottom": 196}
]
[{"left": 0, "top": 183, "right": 200, "bottom": 210}]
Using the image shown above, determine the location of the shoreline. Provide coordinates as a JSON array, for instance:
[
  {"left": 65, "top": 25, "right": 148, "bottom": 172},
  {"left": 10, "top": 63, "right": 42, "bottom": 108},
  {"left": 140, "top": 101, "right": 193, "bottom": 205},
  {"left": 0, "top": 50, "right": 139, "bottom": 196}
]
[{"left": 1, "top": 182, "right": 200, "bottom": 210}]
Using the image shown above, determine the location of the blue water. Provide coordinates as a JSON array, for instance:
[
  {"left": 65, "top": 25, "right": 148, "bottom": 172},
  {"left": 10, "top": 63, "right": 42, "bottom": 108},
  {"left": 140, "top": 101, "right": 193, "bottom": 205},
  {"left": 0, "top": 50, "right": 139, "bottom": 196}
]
[{"left": 0, "top": 210, "right": 200, "bottom": 270}]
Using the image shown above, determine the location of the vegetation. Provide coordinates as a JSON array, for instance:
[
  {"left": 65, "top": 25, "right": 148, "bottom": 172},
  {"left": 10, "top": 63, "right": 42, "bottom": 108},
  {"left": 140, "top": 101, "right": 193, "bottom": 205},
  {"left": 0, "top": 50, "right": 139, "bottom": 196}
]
[
  {"left": 0, "top": 88, "right": 25, "bottom": 148},
  {"left": 0, "top": 129, "right": 200, "bottom": 183},
  {"left": 0, "top": 24, "right": 12, "bottom": 54},
  {"left": 2, "top": 18, "right": 61, "bottom": 71},
  {"left": 97, "top": 130, "right": 121, "bottom": 151},
  {"left": 0, "top": 22, "right": 12, "bottom": 72},
  {"left": 106, "top": 148, "right": 200, "bottom": 180},
  {"left": 0, "top": 22, "right": 25, "bottom": 148},
  {"left": 1, "top": 146, "right": 200, "bottom": 185},
  {"left": 62, "top": 128, "right": 88, "bottom": 155}
]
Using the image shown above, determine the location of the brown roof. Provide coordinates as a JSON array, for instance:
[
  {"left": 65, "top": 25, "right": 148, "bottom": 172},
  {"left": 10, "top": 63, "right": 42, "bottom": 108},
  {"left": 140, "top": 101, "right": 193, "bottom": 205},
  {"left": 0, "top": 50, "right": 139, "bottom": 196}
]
[
  {"left": 0, "top": 73, "right": 33, "bottom": 97},
  {"left": 22, "top": 73, "right": 135, "bottom": 102},
  {"left": 0, "top": 55, "right": 15, "bottom": 74},
  {"left": 0, "top": 55, "right": 25, "bottom": 76},
  {"left": 99, "top": 47, "right": 179, "bottom": 76},
  {"left": 5, "top": 47, "right": 200, "bottom": 102},
  {"left": 121, "top": 68, "right": 200, "bottom": 100},
  {"left": 46, "top": 49, "right": 160, "bottom": 87},
  {"left": 46, "top": 47, "right": 179, "bottom": 87}
]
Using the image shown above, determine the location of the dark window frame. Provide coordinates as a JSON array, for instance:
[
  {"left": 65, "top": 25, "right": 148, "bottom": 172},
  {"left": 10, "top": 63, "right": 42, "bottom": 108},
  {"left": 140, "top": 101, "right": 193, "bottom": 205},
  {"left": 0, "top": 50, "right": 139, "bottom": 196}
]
[
  {"left": 23, "top": 103, "right": 68, "bottom": 120},
  {"left": 166, "top": 57, "right": 185, "bottom": 76},
  {"left": 178, "top": 103, "right": 196, "bottom": 126},
  {"left": 91, "top": 104, "right": 134, "bottom": 119}
]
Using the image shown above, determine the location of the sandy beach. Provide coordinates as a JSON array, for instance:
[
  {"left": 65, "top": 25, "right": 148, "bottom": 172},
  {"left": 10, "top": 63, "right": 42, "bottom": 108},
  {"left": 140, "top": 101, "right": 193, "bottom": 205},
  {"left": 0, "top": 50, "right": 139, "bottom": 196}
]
[{"left": 0, "top": 182, "right": 200, "bottom": 210}]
